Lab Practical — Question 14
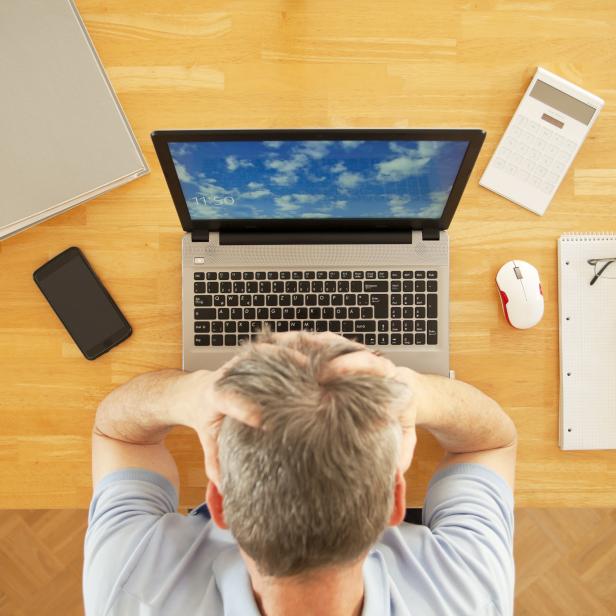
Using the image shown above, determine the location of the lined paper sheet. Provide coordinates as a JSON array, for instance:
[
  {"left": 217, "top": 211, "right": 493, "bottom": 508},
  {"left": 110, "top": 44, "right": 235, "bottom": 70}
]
[{"left": 558, "top": 233, "right": 616, "bottom": 450}]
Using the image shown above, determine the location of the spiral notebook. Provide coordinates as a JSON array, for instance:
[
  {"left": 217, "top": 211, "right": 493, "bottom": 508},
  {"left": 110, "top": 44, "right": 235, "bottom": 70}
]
[{"left": 558, "top": 233, "right": 616, "bottom": 450}]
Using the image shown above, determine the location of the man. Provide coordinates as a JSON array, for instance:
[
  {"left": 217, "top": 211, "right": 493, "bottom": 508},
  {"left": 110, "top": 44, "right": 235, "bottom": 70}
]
[{"left": 83, "top": 331, "right": 517, "bottom": 615}]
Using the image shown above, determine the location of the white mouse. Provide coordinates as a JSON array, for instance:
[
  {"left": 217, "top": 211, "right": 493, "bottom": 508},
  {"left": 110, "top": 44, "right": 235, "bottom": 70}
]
[{"left": 496, "top": 260, "right": 544, "bottom": 329}]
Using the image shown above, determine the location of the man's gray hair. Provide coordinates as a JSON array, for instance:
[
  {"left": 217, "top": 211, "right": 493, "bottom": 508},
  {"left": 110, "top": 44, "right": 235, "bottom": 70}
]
[{"left": 217, "top": 332, "right": 410, "bottom": 578}]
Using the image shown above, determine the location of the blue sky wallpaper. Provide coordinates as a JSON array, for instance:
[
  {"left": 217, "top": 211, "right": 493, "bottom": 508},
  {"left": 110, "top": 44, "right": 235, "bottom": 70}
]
[{"left": 169, "top": 139, "right": 468, "bottom": 220}]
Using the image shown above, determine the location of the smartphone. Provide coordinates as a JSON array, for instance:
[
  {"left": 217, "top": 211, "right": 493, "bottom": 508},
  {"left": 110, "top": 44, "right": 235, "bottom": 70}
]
[{"left": 33, "top": 247, "right": 132, "bottom": 360}]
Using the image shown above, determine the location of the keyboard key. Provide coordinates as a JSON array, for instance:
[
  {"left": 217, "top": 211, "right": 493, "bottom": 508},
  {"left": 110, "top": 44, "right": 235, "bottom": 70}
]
[
  {"left": 243, "top": 272, "right": 254, "bottom": 280},
  {"left": 415, "top": 307, "right": 426, "bottom": 319},
  {"left": 302, "top": 320, "right": 315, "bottom": 331},
  {"left": 299, "top": 281, "right": 310, "bottom": 293},
  {"left": 391, "top": 271, "right": 402, "bottom": 279},
  {"left": 365, "top": 271, "right": 376, "bottom": 279},
  {"left": 353, "top": 271, "right": 363, "bottom": 279},
  {"left": 378, "top": 334, "right": 389, "bottom": 345},
  {"left": 415, "top": 280, "right": 426, "bottom": 292},
  {"left": 195, "top": 335, "right": 210, "bottom": 346},
  {"left": 220, "top": 282, "right": 232, "bottom": 293},
  {"left": 296, "top": 308, "right": 308, "bottom": 319},
  {"left": 282, "top": 307, "right": 295, "bottom": 319},
  {"left": 244, "top": 307, "right": 256, "bottom": 320},
  {"left": 194, "top": 295, "right": 211, "bottom": 307},
  {"left": 415, "top": 271, "right": 426, "bottom": 279},
  {"left": 194, "top": 322, "right": 210, "bottom": 333},
  {"left": 360, "top": 306, "right": 373, "bottom": 319},
  {"left": 238, "top": 321, "right": 250, "bottom": 333},
  {"left": 304, "top": 271, "right": 316, "bottom": 279},
  {"left": 391, "top": 307, "right": 401, "bottom": 319},
  {"left": 246, "top": 281, "right": 258, "bottom": 293},
  {"left": 309, "top": 307, "right": 321, "bottom": 319},
  {"left": 415, "top": 294, "right": 426, "bottom": 306},
  {"left": 259, "top": 281, "right": 272, "bottom": 293},
  {"left": 212, "top": 321, "right": 224, "bottom": 333},
  {"left": 312, "top": 281, "right": 324, "bottom": 293},
  {"left": 344, "top": 293, "right": 356, "bottom": 305},
  {"left": 206, "top": 272, "right": 217, "bottom": 280},
  {"left": 212, "top": 335, "right": 224, "bottom": 346},
  {"left": 292, "top": 271, "right": 303, "bottom": 279},
  {"left": 194, "top": 308, "right": 216, "bottom": 320},
  {"left": 226, "top": 295, "right": 238, "bottom": 307},
  {"left": 225, "top": 321, "right": 236, "bottom": 333},
  {"left": 238, "top": 334, "right": 250, "bottom": 344},
  {"left": 316, "top": 321, "right": 328, "bottom": 332},
  {"left": 272, "top": 281, "right": 284, "bottom": 293},
  {"left": 255, "top": 272, "right": 266, "bottom": 280},
  {"left": 365, "top": 333, "right": 376, "bottom": 345},
  {"left": 325, "top": 281, "right": 336, "bottom": 292},
  {"left": 369, "top": 294, "right": 388, "bottom": 318},
  {"left": 342, "top": 320, "right": 354, "bottom": 332},
  {"left": 217, "top": 308, "right": 229, "bottom": 320},
  {"left": 402, "top": 281, "right": 412, "bottom": 293},
  {"left": 207, "top": 282, "right": 219, "bottom": 294},
  {"left": 403, "top": 294, "right": 413, "bottom": 306},
  {"left": 348, "top": 307, "right": 360, "bottom": 319},
  {"left": 266, "top": 294, "right": 278, "bottom": 306},
  {"left": 403, "top": 320, "right": 413, "bottom": 332},
  {"left": 231, "top": 272, "right": 241, "bottom": 280},
  {"left": 415, "top": 333, "right": 426, "bottom": 345},
  {"left": 270, "top": 307, "right": 282, "bottom": 319},
  {"left": 253, "top": 295, "right": 265, "bottom": 306},
  {"left": 276, "top": 321, "right": 289, "bottom": 332},
  {"left": 322, "top": 307, "right": 334, "bottom": 319},
  {"left": 290, "top": 321, "right": 301, "bottom": 331},
  {"left": 378, "top": 271, "right": 388, "bottom": 279},
  {"left": 327, "top": 320, "right": 340, "bottom": 333},
  {"left": 352, "top": 333, "right": 364, "bottom": 344},
  {"left": 415, "top": 320, "right": 426, "bottom": 332},
  {"left": 317, "top": 271, "right": 327, "bottom": 279},
  {"left": 427, "top": 294, "right": 438, "bottom": 318},
  {"left": 402, "top": 271, "right": 413, "bottom": 279},
  {"left": 328, "top": 271, "right": 339, "bottom": 279},
  {"left": 317, "top": 294, "right": 329, "bottom": 306},
  {"left": 391, "top": 334, "right": 401, "bottom": 345},
  {"left": 391, "top": 320, "right": 401, "bottom": 332},
  {"left": 232, "top": 282, "right": 245, "bottom": 293},
  {"left": 403, "top": 307, "right": 413, "bottom": 319},
  {"left": 391, "top": 280, "right": 402, "bottom": 292},
  {"left": 391, "top": 294, "right": 401, "bottom": 306},
  {"left": 378, "top": 320, "right": 388, "bottom": 332},
  {"left": 250, "top": 321, "right": 262, "bottom": 333},
  {"left": 357, "top": 294, "right": 369, "bottom": 306},
  {"left": 403, "top": 333, "right": 413, "bottom": 345},
  {"left": 355, "top": 321, "right": 376, "bottom": 332},
  {"left": 351, "top": 281, "right": 362, "bottom": 292},
  {"left": 364, "top": 281, "right": 388, "bottom": 292},
  {"left": 240, "top": 295, "right": 252, "bottom": 306},
  {"left": 341, "top": 271, "right": 352, "bottom": 279},
  {"left": 427, "top": 320, "right": 438, "bottom": 345},
  {"left": 285, "top": 281, "right": 297, "bottom": 293},
  {"left": 218, "top": 272, "right": 229, "bottom": 280},
  {"left": 335, "top": 307, "right": 347, "bottom": 319},
  {"left": 337, "top": 280, "right": 349, "bottom": 293},
  {"left": 427, "top": 271, "right": 437, "bottom": 279},
  {"left": 427, "top": 280, "right": 438, "bottom": 292},
  {"left": 194, "top": 272, "right": 205, "bottom": 280},
  {"left": 231, "top": 308, "right": 243, "bottom": 319},
  {"left": 257, "top": 308, "right": 268, "bottom": 319},
  {"left": 194, "top": 282, "right": 206, "bottom": 294},
  {"left": 331, "top": 294, "right": 343, "bottom": 306}
]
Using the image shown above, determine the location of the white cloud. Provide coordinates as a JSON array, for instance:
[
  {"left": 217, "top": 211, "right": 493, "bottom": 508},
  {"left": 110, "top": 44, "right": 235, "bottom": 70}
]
[
  {"left": 174, "top": 162, "right": 194, "bottom": 184},
  {"left": 170, "top": 143, "right": 197, "bottom": 157},
  {"left": 264, "top": 141, "right": 283, "bottom": 149},
  {"left": 225, "top": 155, "right": 253, "bottom": 172},
  {"left": 241, "top": 189, "right": 271, "bottom": 199},
  {"left": 273, "top": 196, "right": 301, "bottom": 212},
  {"left": 388, "top": 195, "right": 412, "bottom": 216},
  {"left": 300, "top": 212, "right": 330, "bottom": 218},
  {"left": 337, "top": 171, "right": 363, "bottom": 190},
  {"left": 265, "top": 153, "right": 309, "bottom": 186},
  {"left": 389, "top": 141, "right": 442, "bottom": 157},
  {"left": 333, "top": 200, "right": 348, "bottom": 209},
  {"left": 417, "top": 190, "right": 449, "bottom": 218},
  {"left": 388, "top": 195, "right": 410, "bottom": 208},
  {"left": 341, "top": 140, "right": 364, "bottom": 150},
  {"left": 297, "top": 141, "right": 333, "bottom": 159},
  {"left": 376, "top": 156, "right": 430, "bottom": 182},
  {"left": 247, "top": 181, "right": 264, "bottom": 189},
  {"left": 331, "top": 161, "right": 347, "bottom": 174},
  {"left": 274, "top": 193, "right": 324, "bottom": 213}
]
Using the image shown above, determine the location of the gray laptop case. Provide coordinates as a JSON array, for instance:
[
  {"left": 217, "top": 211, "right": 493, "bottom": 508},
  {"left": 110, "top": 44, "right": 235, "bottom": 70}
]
[{"left": 0, "top": 0, "right": 148, "bottom": 240}]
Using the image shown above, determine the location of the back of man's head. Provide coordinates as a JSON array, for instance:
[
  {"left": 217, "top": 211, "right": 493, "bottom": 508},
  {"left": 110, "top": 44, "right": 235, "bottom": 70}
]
[{"left": 217, "top": 332, "right": 409, "bottom": 578}]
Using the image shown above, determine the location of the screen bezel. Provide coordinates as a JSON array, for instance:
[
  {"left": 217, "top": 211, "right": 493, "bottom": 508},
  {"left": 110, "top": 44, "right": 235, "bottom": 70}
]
[
  {"left": 33, "top": 247, "right": 132, "bottom": 360},
  {"left": 151, "top": 128, "right": 486, "bottom": 233}
]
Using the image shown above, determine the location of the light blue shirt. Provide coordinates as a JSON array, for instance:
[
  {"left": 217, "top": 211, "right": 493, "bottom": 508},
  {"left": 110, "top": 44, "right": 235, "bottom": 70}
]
[{"left": 83, "top": 463, "right": 514, "bottom": 615}]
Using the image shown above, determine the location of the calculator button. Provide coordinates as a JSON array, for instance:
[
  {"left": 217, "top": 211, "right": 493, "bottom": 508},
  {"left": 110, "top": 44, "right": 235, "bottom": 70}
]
[
  {"left": 546, "top": 144, "right": 559, "bottom": 157},
  {"left": 527, "top": 120, "right": 540, "bottom": 133},
  {"left": 563, "top": 139, "right": 577, "bottom": 152},
  {"left": 556, "top": 150, "right": 570, "bottom": 163},
  {"left": 528, "top": 149, "right": 540, "bottom": 161},
  {"left": 516, "top": 169, "right": 530, "bottom": 181},
  {"left": 522, "top": 159, "right": 535, "bottom": 173},
  {"left": 540, "top": 127, "right": 552, "bottom": 139},
  {"left": 499, "top": 146, "right": 512, "bottom": 159},
  {"left": 539, "top": 155, "right": 553, "bottom": 168},
  {"left": 511, "top": 153, "right": 523, "bottom": 166},
  {"left": 534, "top": 139, "right": 547, "bottom": 152},
  {"left": 505, "top": 162, "right": 518, "bottom": 175},
  {"left": 535, "top": 165, "right": 548, "bottom": 178},
  {"left": 511, "top": 126, "right": 522, "bottom": 138},
  {"left": 552, "top": 160, "right": 566, "bottom": 174},
  {"left": 517, "top": 143, "right": 529, "bottom": 155},
  {"left": 546, "top": 172, "right": 560, "bottom": 184},
  {"left": 530, "top": 175, "right": 542, "bottom": 188}
]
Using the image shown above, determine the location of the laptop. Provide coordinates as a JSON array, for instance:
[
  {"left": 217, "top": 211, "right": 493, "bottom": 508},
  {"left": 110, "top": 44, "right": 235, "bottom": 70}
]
[{"left": 151, "top": 129, "right": 485, "bottom": 376}]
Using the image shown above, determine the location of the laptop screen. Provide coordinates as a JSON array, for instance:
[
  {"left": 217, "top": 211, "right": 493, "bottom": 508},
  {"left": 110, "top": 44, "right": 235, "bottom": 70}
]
[{"left": 168, "top": 139, "right": 469, "bottom": 221}]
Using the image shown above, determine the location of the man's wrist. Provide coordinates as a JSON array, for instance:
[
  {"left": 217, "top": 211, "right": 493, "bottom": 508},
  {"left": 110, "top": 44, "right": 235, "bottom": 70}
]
[{"left": 168, "top": 369, "right": 216, "bottom": 430}]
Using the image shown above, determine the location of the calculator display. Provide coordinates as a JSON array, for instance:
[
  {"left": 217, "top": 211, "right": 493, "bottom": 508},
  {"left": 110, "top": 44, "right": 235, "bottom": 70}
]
[{"left": 530, "top": 80, "right": 596, "bottom": 125}]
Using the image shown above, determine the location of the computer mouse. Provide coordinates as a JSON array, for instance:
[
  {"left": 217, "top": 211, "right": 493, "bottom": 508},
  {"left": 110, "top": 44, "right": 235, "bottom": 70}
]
[{"left": 496, "top": 260, "right": 544, "bottom": 329}]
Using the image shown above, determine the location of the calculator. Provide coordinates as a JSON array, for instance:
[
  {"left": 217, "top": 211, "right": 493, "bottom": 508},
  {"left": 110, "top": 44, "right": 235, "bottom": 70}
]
[{"left": 480, "top": 67, "right": 604, "bottom": 216}]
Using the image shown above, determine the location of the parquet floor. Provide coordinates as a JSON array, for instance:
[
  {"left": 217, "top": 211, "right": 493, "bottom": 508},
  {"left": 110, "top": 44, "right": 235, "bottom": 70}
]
[{"left": 0, "top": 508, "right": 614, "bottom": 615}]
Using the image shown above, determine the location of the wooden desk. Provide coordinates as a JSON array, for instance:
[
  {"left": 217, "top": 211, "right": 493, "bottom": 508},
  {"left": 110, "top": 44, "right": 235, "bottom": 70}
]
[{"left": 1, "top": 0, "right": 615, "bottom": 509}]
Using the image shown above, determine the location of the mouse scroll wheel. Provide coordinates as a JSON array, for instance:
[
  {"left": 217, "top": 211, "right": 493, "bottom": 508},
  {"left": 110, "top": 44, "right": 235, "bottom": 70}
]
[{"left": 514, "top": 266, "right": 523, "bottom": 279}]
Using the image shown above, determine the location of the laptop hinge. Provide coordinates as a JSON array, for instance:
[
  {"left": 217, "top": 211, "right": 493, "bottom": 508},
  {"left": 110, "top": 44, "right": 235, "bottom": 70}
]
[
  {"left": 191, "top": 230, "right": 210, "bottom": 242},
  {"left": 219, "top": 231, "right": 412, "bottom": 245},
  {"left": 421, "top": 227, "right": 440, "bottom": 241}
]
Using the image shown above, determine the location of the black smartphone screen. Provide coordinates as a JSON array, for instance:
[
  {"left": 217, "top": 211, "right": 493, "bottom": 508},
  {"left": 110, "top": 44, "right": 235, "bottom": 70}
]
[{"left": 33, "top": 247, "right": 131, "bottom": 359}]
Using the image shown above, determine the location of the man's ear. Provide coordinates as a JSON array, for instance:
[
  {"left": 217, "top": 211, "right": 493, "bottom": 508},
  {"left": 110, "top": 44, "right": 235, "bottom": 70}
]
[
  {"left": 388, "top": 469, "right": 406, "bottom": 526},
  {"left": 206, "top": 481, "right": 229, "bottom": 529}
]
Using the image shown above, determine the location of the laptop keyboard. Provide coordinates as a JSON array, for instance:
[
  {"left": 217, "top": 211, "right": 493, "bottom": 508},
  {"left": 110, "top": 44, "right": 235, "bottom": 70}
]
[{"left": 192, "top": 270, "right": 438, "bottom": 347}]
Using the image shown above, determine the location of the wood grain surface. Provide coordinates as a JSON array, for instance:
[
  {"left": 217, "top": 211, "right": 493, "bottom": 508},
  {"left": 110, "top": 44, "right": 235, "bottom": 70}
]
[{"left": 0, "top": 0, "right": 615, "bottom": 509}]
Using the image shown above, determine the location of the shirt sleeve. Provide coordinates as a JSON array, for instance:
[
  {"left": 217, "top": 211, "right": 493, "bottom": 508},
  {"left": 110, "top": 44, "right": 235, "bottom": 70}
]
[
  {"left": 423, "top": 463, "right": 515, "bottom": 614},
  {"left": 83, "top": 468, "right": 178, "bottom": 616}
]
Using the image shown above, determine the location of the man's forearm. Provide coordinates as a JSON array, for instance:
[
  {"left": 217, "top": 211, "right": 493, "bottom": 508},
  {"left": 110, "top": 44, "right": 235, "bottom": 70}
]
[
  {"left": 94, "top": 370, "right": 205, "bottom": 444},
  {"left": 413, "top": 374, "right": 516, "bottom": 454}
]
